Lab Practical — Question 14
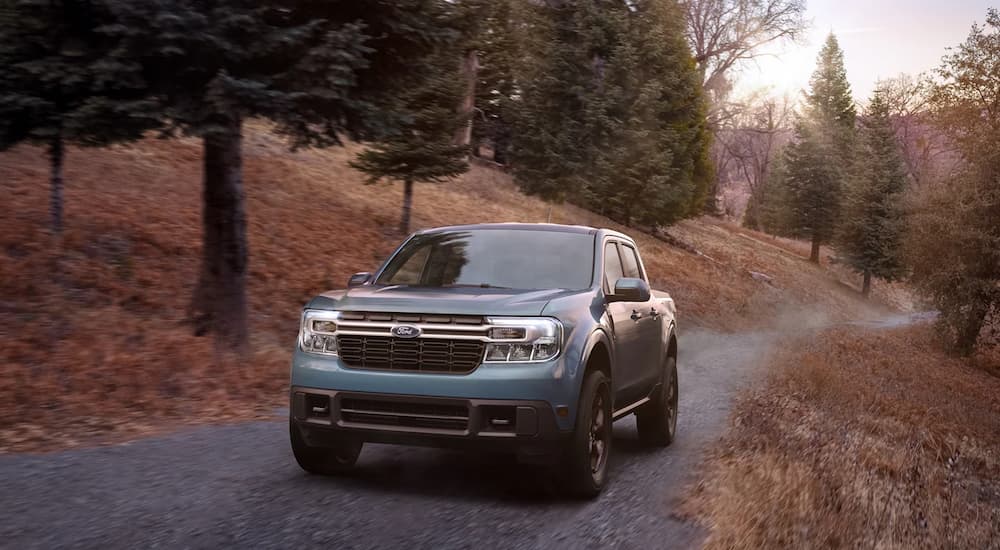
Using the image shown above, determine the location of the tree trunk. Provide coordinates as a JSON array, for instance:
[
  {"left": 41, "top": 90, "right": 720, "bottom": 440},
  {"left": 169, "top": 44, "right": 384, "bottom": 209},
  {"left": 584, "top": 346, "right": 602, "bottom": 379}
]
[
  {"left": 862, "top": 269, "right": 872, "bottom": 298},
  {"left": 190, "top": 117, "right": 249, "bottom": 352},
  {"left": 809, "top": 234, "right": 821, "bottom": 263},
  {"left": 703, "top": 177, "right": 720, "bottom": 215},
  {"left": 49, "top": 136, "right": 64, "bottom": 234},
  {"left": 400, "top": 179, "right": 414, "bottom": 234},
  {"left": 493, "top": 131, "right": 510, "bottom": 165},
  {"left": 956, "top": 301, "right": 989, "bottom": 357},
  {"left": 453, "top": 49, "right": 478, "bottom": 148}
]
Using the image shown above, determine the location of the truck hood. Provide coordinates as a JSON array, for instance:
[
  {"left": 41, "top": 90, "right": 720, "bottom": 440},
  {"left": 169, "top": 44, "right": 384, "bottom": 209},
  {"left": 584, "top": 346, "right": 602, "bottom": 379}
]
[{"left": 307, "top": 285, "right": 584, "bottom": 317}]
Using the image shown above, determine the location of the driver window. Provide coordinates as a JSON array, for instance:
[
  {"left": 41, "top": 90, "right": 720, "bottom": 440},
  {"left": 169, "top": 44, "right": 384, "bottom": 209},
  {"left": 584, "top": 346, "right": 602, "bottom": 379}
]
[
  {"left": 604, "top": 242, "right": 624, "bottom": 293},
  {"left": 389, "top": 246, "right": 431, "bottom": 285},
  {"left": 620, "top": 244, "right": 643, "bottom": 281}
]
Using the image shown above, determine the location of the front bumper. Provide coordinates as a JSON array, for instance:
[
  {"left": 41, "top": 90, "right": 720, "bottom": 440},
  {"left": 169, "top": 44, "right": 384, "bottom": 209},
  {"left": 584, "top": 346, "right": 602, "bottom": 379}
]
[
  {"left": 291, "top": 387, "right": 568, "bottom": 463},
  {"left": 290, "top": 348, "right": 581, "bottom": 432}
]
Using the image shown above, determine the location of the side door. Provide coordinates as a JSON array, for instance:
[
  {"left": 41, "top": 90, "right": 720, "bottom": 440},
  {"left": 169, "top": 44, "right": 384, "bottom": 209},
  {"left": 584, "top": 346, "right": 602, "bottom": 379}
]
[
  {"left": 618, "top": 242, "right": 663, "bottom": 390},
  {"left": 602, "top": 240, "right": 645, "bottom": 405}
]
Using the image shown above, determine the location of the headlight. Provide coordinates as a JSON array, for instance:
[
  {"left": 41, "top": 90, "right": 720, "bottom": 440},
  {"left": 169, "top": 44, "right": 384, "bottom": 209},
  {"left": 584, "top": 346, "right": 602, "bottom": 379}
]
[
  {"left": 484, "top": 317, "right": 562, "bottom": 363},
  {"left": 299, "top": 309, "right": 340, "bottom": 356}
]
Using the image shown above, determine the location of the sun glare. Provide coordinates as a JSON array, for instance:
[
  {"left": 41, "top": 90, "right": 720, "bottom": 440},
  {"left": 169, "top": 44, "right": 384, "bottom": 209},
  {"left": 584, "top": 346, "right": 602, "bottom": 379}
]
[{"left": 733, "top": 29, "right": 825, "bottom": 102}]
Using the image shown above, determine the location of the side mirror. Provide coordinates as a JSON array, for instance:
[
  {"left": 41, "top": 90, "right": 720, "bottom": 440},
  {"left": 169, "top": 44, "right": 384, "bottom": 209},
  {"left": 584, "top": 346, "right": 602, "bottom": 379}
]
[
  {"left": 609, "top": 277, "right": 651, "bottom": 303},
  {"left": 348, "top": 272, "right": 372, "bottom": 288}
]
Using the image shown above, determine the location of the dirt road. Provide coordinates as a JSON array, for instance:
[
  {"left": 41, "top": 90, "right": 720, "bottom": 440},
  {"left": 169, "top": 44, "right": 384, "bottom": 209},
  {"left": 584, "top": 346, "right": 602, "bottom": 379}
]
[{"left": 0, "top": 327, "right": 802, "bottom": 549}]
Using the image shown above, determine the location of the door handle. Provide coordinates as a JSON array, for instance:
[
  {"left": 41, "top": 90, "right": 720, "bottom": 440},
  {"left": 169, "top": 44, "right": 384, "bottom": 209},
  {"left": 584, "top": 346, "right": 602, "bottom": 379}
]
[
  {"left": 650, "top": 307, "right": 660, "bottom": 320},
  {"left": 630, "top": 310, "right": 642, "bottom": 321}
]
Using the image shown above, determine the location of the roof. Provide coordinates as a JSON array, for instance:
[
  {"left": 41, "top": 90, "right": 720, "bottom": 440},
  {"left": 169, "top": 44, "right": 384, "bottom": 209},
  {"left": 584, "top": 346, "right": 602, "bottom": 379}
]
[
  {"left": 417, "top": 222, "right": 600, "bottom": 235},
  {"left": 416, "top": 222, "right": 640, "bottom": 244}
]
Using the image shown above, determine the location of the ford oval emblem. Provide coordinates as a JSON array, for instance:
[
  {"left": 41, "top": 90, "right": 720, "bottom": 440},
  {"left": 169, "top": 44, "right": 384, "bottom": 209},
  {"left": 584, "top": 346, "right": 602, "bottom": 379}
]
[{"left": 391, "top": 325, "right": 422, "bottom": 339}]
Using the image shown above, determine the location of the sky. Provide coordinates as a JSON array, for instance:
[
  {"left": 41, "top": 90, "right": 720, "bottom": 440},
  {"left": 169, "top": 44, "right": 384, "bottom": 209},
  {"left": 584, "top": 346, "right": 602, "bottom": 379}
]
[{"left": 733, "top": 0, "right": 994, "bottom": 103}]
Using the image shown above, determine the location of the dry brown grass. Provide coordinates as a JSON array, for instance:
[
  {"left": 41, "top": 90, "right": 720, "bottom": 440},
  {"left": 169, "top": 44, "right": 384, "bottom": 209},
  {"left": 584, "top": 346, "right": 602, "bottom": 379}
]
[
  {"left": 1, "top": 122, "right": 896, "bottom": 452},
  {"left": 683, "top": 324, "right": 1000, "bottom": 549}
]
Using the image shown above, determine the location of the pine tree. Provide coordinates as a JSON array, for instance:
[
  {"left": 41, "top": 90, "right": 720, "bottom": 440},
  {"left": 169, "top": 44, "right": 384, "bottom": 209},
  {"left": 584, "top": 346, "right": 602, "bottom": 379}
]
[
  {"left": 468, "top": 0, "right": 517, "bottom": 164},
  {"left": 805, "top": 34, "right": 856, "bottom": 154},
  {"left": 102, "top": 0, "right": 459, "bottom": 350},
  {"left": 0, "top": 0, "right": 157, "bottom": 233},
  {"left": 590, "top": 0, "right": 712, "bottom": 227},
  {"left": 351, "top": 47, "right": 470, "bottom": 234},
  {"left": 639, "top": 0, "right": 713, "bottom": 222},
  {"left": 757, "top": 153, "right": 794, "bottom": 234},
  {"left": 511, "top": 0, "right": 710, "bottom": 225},
  {"left": 783, "top": 118, "right": 841, "bottom": 259},
  {"left": 508, "top": 0, "right": 601, "bottom": 203},
  {"left": 783, "top": 33, "right": 856, "bottom": 262},
  {"left": 837, "top": 87, "right": 907, "bottom": 296}
]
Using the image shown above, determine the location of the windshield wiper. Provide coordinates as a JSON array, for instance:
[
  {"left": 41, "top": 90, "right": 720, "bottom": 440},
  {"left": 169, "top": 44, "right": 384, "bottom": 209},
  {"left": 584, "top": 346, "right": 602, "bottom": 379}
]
[{"left": 442, "top": 283, "right": 513, "bottom": 289}]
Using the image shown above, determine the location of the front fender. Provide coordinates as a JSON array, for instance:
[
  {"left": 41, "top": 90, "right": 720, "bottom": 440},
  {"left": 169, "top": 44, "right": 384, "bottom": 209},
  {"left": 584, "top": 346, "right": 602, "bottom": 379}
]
[{"left": 570, "top": 327, "right": 614, "bottom": 403}]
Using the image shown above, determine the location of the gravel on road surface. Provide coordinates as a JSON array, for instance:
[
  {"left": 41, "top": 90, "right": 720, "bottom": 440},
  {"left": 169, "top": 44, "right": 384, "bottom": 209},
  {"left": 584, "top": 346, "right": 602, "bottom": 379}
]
[{"left": 1, "top": 329, "right": 773, "bottom": 550}]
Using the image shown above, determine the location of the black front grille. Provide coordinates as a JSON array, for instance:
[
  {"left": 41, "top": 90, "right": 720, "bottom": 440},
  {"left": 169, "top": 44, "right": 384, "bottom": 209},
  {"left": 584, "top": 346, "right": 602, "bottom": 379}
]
[
  {"left": 337, "top": 336, "right": 484, "bottom": 373},
  {"left": 339, "top": 397, "right": 469, "bottom": 431},
  {"left": 339, "top": 311, "right": 485, "bottom": 325}
]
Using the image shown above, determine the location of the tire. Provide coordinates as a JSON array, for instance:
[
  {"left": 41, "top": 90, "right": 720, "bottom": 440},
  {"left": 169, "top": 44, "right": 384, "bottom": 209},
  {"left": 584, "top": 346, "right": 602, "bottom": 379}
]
[
  {"left": 289, "top": 420, "right": 362, "bottom": 475},
  {"left": 636, "top": 355, "right": 678, "bottom": 447},
  {"left": 560, "top": 369, "right": 612, "bottom": 499}
]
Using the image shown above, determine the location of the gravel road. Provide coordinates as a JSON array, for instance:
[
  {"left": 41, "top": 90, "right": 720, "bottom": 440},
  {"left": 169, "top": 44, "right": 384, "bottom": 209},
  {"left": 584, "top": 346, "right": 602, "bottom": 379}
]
[{"left": 1, "top": 328, "right": 775, "bottom": 550}]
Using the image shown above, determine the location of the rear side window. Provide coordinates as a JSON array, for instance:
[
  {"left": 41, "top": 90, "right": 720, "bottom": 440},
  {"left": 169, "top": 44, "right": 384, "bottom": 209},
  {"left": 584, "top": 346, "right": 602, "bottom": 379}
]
[
  {"left": 620, "top": 244, "right": 643, "bottom": 281},
  {"left": 604, "top": 242, "right": 624, "bottom": 292}
]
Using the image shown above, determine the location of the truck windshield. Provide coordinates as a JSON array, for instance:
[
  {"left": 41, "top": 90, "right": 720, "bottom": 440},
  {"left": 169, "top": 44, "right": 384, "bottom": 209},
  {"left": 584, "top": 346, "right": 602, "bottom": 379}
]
[{"left": 376, "top": 229, "right": 595, "bottom": 290}]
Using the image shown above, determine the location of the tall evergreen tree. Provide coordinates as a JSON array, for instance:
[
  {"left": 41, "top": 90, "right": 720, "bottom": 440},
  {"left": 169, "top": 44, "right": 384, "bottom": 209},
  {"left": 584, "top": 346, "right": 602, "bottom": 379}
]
[
  {"left": 103, "top": 0, "right": 459, "bottom": 350},
  {"left": 511, "top": 0, "right": 711, "bottom": 225},
  {"left": 508, "top": 0, "right": 601, "bottom": 203},
  {"left": 806, "top": 34, "right": 856, "bottom": 155},
  {"left": 757, "top": 152, "right": 794, "bottom": 234},
  {"left": 782, "top": 33, "right": 856, "bottom": 262},
  {"left": 837, "top": 86, "right": 907, "bottom": 297},
  {"left": 468, "top": 0, "right": 517, "bottom": 164},
  {"left": 0, "top": 0, "right": 157, "bottom": 233},
  {"left": 351, "top": 47, "right": 470, "bottom": 234},
  {"left": 591, "top": 0, "right": 712, "bottom": 226},
  {"left": 783, "top": 118, "right": 840, "bottom": 261}
]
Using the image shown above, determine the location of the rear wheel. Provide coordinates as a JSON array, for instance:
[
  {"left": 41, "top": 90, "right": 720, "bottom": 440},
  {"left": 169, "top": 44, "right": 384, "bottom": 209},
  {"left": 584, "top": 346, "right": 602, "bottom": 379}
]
[
  {"left": 636, "top": 355, "right": 678, "bottom": 447},
  {"left": 560, "top": 370, "right": 612, "bottom": 498},
  {"left": 289, "top": 421, "right": 362, "bottom": 475}
]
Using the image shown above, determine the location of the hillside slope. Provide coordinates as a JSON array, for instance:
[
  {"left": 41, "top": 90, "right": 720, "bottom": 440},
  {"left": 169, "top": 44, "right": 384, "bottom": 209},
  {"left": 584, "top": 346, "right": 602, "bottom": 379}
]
[
  {"left": 683, "top": 323, "right": 1000, "bottom": 548},
  {"left": 1, "top": 123, "right": 899, "bottom": 451}
]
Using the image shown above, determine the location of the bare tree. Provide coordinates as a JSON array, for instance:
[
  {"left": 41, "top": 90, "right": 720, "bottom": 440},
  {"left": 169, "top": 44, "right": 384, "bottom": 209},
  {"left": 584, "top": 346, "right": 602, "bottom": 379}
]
[
  {"left": 716, "top": 93, "right": 793, "bottom": 225},
  {"left": 682, "top": 0, "right": 807, "bottom": 99},
  {"left": 681, "top": 0, "right": 806, "bottom": 211},
  {"left": 877, "top": 74, "right": 960, "bottom": 187}
]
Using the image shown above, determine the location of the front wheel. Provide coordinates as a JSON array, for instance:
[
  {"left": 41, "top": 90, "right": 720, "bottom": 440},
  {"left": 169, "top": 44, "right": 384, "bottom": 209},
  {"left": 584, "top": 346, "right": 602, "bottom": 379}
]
[
  {"left": 636, "top": 355, "right": 678, "bottom": 447},
  {"left": 289, "top": 421, "right": 362, "bottom": 475},
  {"left": 560, "top": 370, "right": 612, "bottom": 498}
]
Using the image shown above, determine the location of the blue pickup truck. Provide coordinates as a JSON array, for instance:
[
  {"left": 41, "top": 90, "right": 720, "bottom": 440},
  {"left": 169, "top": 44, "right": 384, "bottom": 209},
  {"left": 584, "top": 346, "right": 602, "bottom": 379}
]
[{"left": 290, "top": 223, "right": 678, "bottom": 497}]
